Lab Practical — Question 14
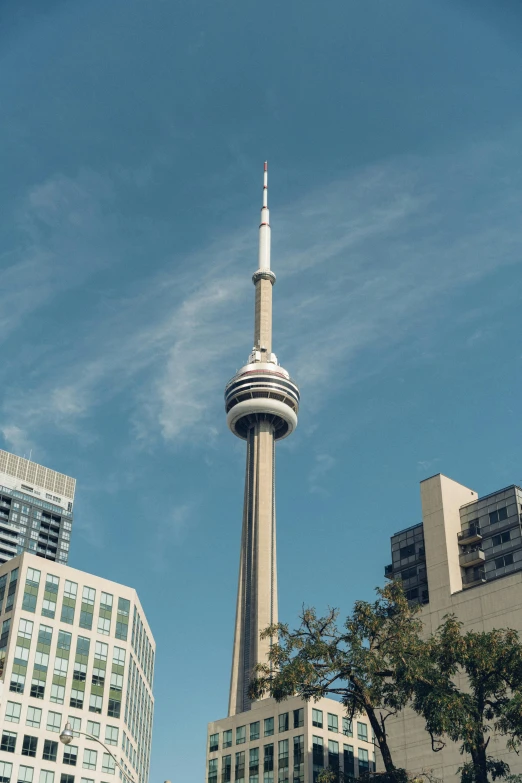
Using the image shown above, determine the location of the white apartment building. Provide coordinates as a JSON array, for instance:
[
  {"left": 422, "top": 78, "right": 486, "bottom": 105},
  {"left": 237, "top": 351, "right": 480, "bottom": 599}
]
[
  {"left": 207, "top": 697, "right": 375, "bottom": 783},
  {"left": 384, "top": 473, "right": 522, "bottom": 779},
  {"left": 0, "top": 554, "right": 154, "bottom": 783}
]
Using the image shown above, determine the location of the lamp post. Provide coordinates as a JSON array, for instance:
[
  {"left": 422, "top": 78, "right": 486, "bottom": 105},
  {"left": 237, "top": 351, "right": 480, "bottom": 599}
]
[{"left": 59, "top": 722, "right": 136, "bottom": 783}]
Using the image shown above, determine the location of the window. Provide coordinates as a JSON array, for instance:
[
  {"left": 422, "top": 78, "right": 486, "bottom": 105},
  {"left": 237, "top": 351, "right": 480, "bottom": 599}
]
[
  {"left": 61, "top": 606, "right": 74, "bottom": 625},
  {"left": 343, "top": 745, "right": 354, "bottom": 777},
  {"left": 89, "top": 694, "right": 102, "bottom": 714},
  {"left": 492, "top": 531, "right": 511, "bottom": 547},
  {"left": 54, "top": 658, "right": 68, "bottom": 676},
  {"left": 18, "top": 766, "right": 33, "bottom": 783},
  {"left": 5, "top": 702, "right": 21, "bottom": 723},
  {"left": 223, "top": 729, "right": 232, "bottom": 748},
  {"left": 293, "top": 709, "right": 304, "bottom": 729},
  {"left": 18, "top": 619, "right": 33, "bottom": 640},
  {"left": 327, "top": 740, "right": 339, "bottom": 778},
  {"left": 0, "top": 763, "right": 12, "bottom": 783},
  {"left": 236, "top": 726, "right": 246, "bottom": 745},
  {"left": 209, "top": 733, "right": 219, "bottom": 753},
  {"left": 105, "top": 726, "right": 118, "bottom": 747},
  {"left": 357, "top": 722, "right": 368, "bottom": 742},
  {"left": 312, "top": 736, "right": 324, "bottom": 782},
  {"left": 101, "top": 753, "right": 115, "bottom": 775},
  {"left": 94, "top": 641, "right": 107, "bottom": 661},
  {"left": 263, "top": 744, "right": 274, "bottom": 777},
  {"left": 489, "top": 507, "right": 508, "bottom": 524},
  {"left": 100, "top": 592, "right": 113, "bottom": 610},
  {"left": 26, "top": 569, "right": 40, "bottom": 586},
  {"left": 406, "top": 588, "right": 419, "bottom": 601},
  {"left": 327, "top": 713, "right": 338, "bottom": 733},
  {"left": 277, "top": 740, "right": 288, "bottom": 783},
  {"left": 112, "top": 647, "right": 125, "bottom": 666},
  {"left": 0, "top": 731, "right": 16, "bottom": 753},
  {"left": 46, "top": 711, "right": 62, "bottom": 733},
  {"left": 358, "top": 748, "right": 369, "bottom": 775},
  {"left": 97, "top": 618, "right": 110, "bottom": 636},
  {"left": 10, "top": 674, "right": 25, "bottom": 694},
  {"left": 115, "top": 598, "right": 130, "bottom": 641},
  {"left": 22, "top": 735, "right": 38, "bottom": 757},
  {"left": 64, "top": 581, "right": 77, "bottom": 599},
  {"left": 312, "top": 709, "right": 323, "bottom": 728},
  {"left": 208, "top": 759, "right": 218, "bottom": 783},
  {"left": 399, "top": 544, "right": 415, "bottom": 559},
  {"left": 249, "top": 748, "right": 259, "bottom": 783},
  {"left": 293, "top": 736, "right": 304, "bottom": 783},
  {"left": 26, "top": 707, "right": 42, "bottom": 728},
  {"left": 86, "top": 721, "right": 100, "bottom": 739},
  {"left": 235, "top": 752, "right": 246, "bottom": 783},
  {"left": 50, "top": 684, "right": 64, "bottom": 704},
  {"left": 42, "top": 741, "right": 58, "bottom": 762},
  {"left": 82, "top": 587, "right": 95, "bottom": 605},
  {"left": 342, "top": 717, "right": 352, "bottom": 737},
  {"left": 70, "top": 690, "right": 84, "bottom": 709},
  {"left": 57, "top": 631, "right": 71, "bottom": 651},
  {"left": 60, "top": 776, "right": 74, "bottom": 783},
  {"left": 401, "top": 566, "right": 417, "bottom": 580},
  {"left": 83, "top": 750, "right": 97, "bottom": 771},
  {"left": 39, "top": 772, "right": 54, "bottom": 783},
  {"left": 63, "top": 745, "right": 78, "bottom": 766},
  {"left": 495, "top": 554, "right": 514, "bottom": 569},
  {"left": 278, "top": 713, "right": 288, "bottom": 733},
  {"left": 76, "top": 637, "right": 90, "bottom": 657},
  {"left": 264, "top": 718, "right": 274, "bottom": 737},
  {"left": 250, "top": 722, "right": 260, "bottom": 741},
  {"left": 222, "top": 755, "right": 232, "bottom": 783}
]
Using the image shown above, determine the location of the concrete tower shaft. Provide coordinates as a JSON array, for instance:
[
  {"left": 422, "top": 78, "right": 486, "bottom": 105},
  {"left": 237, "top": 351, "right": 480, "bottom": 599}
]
[{"left": 226, "top": 164, "right": 299, "bottom": 717}]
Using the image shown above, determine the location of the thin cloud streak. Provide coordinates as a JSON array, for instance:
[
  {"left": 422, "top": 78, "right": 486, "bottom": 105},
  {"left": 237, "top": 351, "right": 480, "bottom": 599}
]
[{"left": 2, "top": 131, "right": 522, "bottom": 453}]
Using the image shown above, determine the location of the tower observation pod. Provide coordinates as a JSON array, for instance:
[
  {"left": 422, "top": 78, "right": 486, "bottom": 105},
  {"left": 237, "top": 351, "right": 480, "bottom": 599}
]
[{"left": 225, "top": 164, "right": 300, "bottom": 717}]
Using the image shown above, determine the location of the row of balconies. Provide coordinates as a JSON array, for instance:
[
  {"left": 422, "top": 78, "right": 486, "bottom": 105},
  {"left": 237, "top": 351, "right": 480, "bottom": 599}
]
[{"left": 458, "top": 525, "right": 487, "bottom": 589}]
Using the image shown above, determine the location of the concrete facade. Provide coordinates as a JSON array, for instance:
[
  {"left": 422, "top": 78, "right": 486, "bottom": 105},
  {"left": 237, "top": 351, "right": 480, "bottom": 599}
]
[
  {"left": 385, "top": 474, "right": 522, "bottom": 780},
  {"left": 0, "top": 553, "right": 154, "bottom": 783}
]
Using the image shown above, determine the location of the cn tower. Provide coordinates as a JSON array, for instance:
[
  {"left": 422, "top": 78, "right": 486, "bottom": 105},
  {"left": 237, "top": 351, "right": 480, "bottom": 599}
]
[{"left": 225, "top": 163, "right": 300, "bottom": 716}]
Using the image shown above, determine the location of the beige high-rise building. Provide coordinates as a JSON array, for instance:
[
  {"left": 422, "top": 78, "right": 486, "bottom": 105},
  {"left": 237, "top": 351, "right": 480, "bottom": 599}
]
[
  {"left": 384, "top": 473, "right": 522, "bottom": 779},
  {"left": 0, "top": 553, "right": 154, "bottom": 783},
  {"left": 206, "top": 166, "right": 375, "bottom": 783}
]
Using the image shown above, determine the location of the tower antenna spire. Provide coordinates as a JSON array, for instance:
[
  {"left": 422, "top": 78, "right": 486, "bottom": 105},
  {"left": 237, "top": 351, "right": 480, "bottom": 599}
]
[{"left": 258, "top": 161, "right": 270, "bottom": 271}]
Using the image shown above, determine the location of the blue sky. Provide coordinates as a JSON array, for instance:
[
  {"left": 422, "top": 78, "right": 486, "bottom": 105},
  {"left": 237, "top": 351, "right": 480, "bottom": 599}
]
[{"left": 1, "top": 0, "right": 522, "bottom": 778}]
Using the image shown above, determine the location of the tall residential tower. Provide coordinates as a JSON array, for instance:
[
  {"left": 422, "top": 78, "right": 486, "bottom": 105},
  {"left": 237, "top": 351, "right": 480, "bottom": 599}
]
[
  {"left": 224, "top": 164, "right": 299, "bottom": 717},
  {"left": 0, "top": 450, "right": 76, "bottom": 567}
]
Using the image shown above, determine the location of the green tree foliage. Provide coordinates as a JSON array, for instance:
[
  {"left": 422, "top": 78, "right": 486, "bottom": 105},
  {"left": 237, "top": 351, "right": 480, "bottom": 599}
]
[
  {"left": 412, "top": 616, "right": 522, "bottom": 783},
  {"left": 248, "top": 582, "right": 426, "bottom": 783}
]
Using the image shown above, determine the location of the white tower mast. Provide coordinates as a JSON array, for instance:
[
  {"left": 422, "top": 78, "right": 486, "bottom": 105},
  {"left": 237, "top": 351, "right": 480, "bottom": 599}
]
[{"left": 225, "top": 163, "right": 300, "bottom": 716}]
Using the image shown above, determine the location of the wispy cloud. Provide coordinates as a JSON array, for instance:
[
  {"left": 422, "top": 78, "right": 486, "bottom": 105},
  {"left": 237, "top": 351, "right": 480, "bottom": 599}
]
[
  {"left": 2, "top": 131, "right": 522, "bottom": 455},
  {"left": 308, "top": 453, "right": 336, "bottom": 495}
]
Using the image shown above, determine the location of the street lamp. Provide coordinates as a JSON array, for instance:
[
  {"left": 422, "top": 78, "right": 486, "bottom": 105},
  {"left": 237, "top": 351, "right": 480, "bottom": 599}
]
[{"left": 59, "top": 722, "right": 136, "bottom": 783}]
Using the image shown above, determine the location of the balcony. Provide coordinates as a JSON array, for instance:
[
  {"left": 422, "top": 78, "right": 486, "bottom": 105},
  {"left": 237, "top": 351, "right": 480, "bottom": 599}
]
[
  {"left": 459, "top": 548, "right": 485, "bottom": 568},
  {"left": 384, "top": 564, "right": 394, "bottom": 579},
  {"left": 463, "top": 567, "right": 486, "bottom": 589},
  {"left": 458, "top": 526, "right": 482, "bottom": 546}
]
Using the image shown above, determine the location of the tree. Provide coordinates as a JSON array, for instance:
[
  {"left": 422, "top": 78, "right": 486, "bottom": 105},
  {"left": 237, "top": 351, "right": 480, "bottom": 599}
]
[
  {"left": 249, "top": 582, "right": 427, "bottom": 783},
  {"left": 411, "top": 616, "right": 522, "bottom": 783}
]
